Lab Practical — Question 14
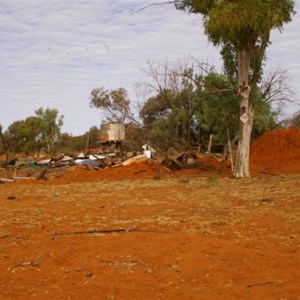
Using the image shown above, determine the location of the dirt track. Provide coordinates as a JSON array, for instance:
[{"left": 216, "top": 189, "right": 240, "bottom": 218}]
[{"left": 0, "top": 166, "right": 299, "bottom": 300}]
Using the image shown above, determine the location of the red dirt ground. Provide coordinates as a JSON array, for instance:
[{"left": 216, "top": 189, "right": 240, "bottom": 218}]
[{"left": 0, "top": 127, "right": 300, "bottom": 299}]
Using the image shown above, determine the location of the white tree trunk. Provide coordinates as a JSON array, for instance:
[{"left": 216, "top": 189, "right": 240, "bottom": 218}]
[{"left": 233, "top": 50, "right": 254, "bottom": 178}]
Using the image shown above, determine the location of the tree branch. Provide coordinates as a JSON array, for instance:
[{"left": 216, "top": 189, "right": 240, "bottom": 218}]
[{"left": 133, "top": 1, "right": 179, "bottom": 14}]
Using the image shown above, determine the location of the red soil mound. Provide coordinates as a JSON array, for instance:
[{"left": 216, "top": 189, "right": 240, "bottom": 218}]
[
  {"left": 60, "top": 160, "right": 169, "bottom": 182},
  {"left": 250, "top": 127, "right": 300, "bottom": 173}
]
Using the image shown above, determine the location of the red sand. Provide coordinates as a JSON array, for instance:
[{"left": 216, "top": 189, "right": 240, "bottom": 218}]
[
  {"left": 250, "top": 127, "right": 300, "bottom": 174},
  {"left": 57, "top": 160, "right": 170, "bottom": 182},
  {"left": 0, "top": 130, "right": 299, "bottom": 299}
]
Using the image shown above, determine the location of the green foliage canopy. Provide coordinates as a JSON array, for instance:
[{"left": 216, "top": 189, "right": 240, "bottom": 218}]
[
  {"left": 35, "top": 107, "right": 64, "bottom": 152},
  {"left": 176, "top": 0, "right": 295, "bottom": 87},
  {"left": 3, "top": 108, "right": 64, "bottom": 155},
  {"left": 90, "top": 87, "right": 133, "bottom": 123},
  {"left": 141, "top": 67, "right": 277, "bottom": 150}
]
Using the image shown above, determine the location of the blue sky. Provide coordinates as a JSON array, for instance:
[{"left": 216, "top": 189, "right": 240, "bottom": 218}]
[{"left": 0, "top": 0, "right": 299, "bottom": 135}]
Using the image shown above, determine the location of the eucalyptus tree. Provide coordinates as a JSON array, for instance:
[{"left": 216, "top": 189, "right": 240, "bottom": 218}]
[
  {"left": 12, "top": 117, "right": 45, "bottom": 155},
  {"left": 35, "top": 108, "right": 64, "bottom": 153},
  {"left": 175, "top": 0, "right": 295, "bottom": 177},
  {"left": 90, "top": 87, "right": 142, "bottom": 126}
]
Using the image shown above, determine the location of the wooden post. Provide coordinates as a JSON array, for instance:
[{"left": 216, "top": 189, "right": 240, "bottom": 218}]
[
  {"left": 207, "top": 134, "right": 213, "bottom": 154},
  {"left": 0, "top": 127, "right": 8, "bottom": 166},
  {"left": 85, "top": 129, "right": 91, "bottom": 155}
]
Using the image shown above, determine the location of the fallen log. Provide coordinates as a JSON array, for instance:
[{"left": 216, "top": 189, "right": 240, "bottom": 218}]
[
  {"left": 52, "top": 228, "right": 126, "bottom": 238},
  {"left": 36, "top": 169, "right": 48, "bottom": 180},
  {"left": 52, "top": 227, "right": 170, "bottom": 238},
  {"left": 13, "top": 176, "right": 35, "bottom": 180},
  {"left": 247, "top": 281, "right": 275, "bottom": 288},
  {"left": 0, "top": 178, "right": 14, "bottom": 183}
]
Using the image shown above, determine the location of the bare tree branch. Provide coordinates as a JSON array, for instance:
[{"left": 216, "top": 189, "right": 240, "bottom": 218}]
[
  {"left": 261, "top": 66, "right": 294, "bottom": 103},
  {"left": 137, "top": 57, "right": 231, "bottom": 99},
  {"left": 276, "top": 109, "right": 300, "bottom": 127},
  {"left": 261, "top": 66, "right": 295, "bottom": 116},
  {"left": 133, "top": 1, "right": 178, "bottom": 14}
]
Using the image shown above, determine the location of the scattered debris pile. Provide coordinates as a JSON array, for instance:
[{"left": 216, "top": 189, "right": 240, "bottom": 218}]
[
  {"left": 161, "top": 152, "right": 202, "bottom": 171},
  {"left": 0, "top": 144, "right": 232, "bottom": 183}
]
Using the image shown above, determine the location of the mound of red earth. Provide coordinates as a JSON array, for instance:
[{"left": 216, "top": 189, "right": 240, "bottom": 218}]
[
  {"left": 58, "top": 159, "right": 170, "bottom": 182},
  {"left": 250, "top": 126, "right": 300, "bottom": 174}
]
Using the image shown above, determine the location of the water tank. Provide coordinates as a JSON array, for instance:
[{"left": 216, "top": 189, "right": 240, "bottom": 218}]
[{"left": 100, "top": 123, "right": 125, "bottom": 142}]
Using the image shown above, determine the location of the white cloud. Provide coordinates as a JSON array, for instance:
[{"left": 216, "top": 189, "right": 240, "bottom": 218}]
[{"left": 0, "top": 0, "right": 299, "bottom": 134}]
